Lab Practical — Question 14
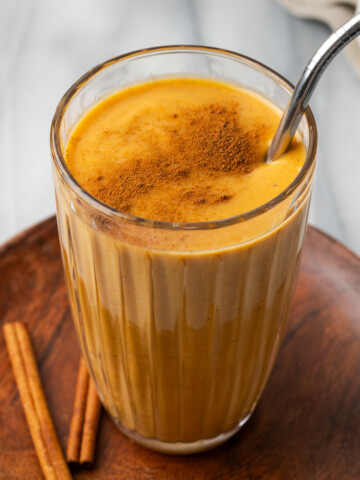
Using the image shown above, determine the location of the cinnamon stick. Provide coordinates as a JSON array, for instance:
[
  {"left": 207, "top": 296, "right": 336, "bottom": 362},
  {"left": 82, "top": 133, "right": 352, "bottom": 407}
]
[
  {"left": 66, "top": 357, "right": 89, "bottom": 463},
  {"left": 67, "top": 357, "right": 101, "bottom": 466},
  {"left": 3, "top": 322, "right": 72, "bottom": 480},
  {"left": 80, "top": 377, "right": 102, "bottom": 465}
]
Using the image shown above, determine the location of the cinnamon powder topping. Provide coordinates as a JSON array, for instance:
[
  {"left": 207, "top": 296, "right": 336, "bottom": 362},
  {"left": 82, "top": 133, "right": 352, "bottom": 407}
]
[{"left": 79, "top": 103, "right": 264, "bottom": 217}]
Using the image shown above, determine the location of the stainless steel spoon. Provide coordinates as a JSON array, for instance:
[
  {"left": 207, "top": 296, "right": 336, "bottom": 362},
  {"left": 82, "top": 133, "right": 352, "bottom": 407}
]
[{"left": 267, "top": 11, "right": 360, "bottom": 162}]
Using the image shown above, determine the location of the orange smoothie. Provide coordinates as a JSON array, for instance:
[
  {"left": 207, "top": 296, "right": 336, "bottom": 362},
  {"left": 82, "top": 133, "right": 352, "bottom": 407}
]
[{"left": 54, "top": 76, "right": 313, "bottom": 453}]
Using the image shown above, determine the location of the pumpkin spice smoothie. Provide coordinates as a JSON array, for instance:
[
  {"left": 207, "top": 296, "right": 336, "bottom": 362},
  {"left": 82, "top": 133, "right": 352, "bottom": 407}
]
[{"left": 51, "top": 48, "right": 316, "bottom": 454}]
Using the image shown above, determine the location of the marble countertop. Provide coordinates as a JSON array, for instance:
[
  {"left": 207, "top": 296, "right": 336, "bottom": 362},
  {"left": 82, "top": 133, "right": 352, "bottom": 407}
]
[{"left": 1, "top": 0, "right": 359, "bottom": 254}]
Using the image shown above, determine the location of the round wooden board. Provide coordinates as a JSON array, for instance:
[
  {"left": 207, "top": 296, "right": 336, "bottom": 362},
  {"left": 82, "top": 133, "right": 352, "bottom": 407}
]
[{"left": 1, "top": 217, "right": 360, "bottom": 479}]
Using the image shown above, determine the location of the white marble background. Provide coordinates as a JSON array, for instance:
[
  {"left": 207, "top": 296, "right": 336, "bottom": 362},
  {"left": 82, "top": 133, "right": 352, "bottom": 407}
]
[{"left": 1, "top": 0, "right": 359, "bottom": 254}]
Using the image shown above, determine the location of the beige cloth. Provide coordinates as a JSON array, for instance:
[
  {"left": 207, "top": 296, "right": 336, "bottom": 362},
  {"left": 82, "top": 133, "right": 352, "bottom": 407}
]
[{"left": 276, "top": 0, "right": 360, "bottom": 77}]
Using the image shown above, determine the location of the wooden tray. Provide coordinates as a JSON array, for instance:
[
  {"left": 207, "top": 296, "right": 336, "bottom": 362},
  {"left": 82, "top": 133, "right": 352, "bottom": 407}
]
[{"left": 1, "top": 217, "right": 360, "bottom": 479}]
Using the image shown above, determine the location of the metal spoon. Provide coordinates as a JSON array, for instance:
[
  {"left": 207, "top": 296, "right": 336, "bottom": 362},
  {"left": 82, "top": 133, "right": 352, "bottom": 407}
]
[{"left": 267, "top": 11, "right": 360, "bottom": 162}]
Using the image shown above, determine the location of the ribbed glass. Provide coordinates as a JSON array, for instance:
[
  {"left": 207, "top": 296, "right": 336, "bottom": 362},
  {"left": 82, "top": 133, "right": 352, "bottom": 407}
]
[{"left": 51, "top": 46, "right": 317, "bottom": 454}]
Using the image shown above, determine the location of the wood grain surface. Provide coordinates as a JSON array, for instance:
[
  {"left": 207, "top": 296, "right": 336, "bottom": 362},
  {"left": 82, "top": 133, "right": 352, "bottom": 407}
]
[{"left": 1, "top": 217, "right": 360, "bottom": 479}]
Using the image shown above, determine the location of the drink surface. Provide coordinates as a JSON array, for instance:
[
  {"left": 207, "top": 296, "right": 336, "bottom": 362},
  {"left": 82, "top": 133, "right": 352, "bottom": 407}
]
[{"left": 65, "top": 77, "right": 305, "bottom": 222}]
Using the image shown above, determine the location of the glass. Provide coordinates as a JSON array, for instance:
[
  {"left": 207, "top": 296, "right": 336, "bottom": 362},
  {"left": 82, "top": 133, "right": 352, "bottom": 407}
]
[{"left": 50, "top": 46, "right": 317, "bottom": 454}]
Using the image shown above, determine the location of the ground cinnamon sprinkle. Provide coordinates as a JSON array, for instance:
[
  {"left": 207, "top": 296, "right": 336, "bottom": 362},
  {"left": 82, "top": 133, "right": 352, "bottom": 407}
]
[{"left": 80, "top": 103, "right": 263, "bottom": 219}]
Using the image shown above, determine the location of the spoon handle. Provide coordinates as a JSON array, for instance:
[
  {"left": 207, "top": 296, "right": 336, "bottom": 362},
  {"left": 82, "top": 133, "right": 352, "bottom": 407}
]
[{"left": 267, "top": 12, "right": 360, "bottom": 162}]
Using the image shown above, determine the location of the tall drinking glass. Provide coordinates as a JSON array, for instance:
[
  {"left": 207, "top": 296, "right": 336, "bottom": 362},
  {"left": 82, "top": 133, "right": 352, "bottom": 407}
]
[{"left": 50, "top": 46, "right": 317, "bottom": 454}]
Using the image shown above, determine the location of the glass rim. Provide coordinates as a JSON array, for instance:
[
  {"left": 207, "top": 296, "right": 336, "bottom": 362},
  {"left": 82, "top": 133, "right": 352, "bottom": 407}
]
[{"left": 50, "top": 45, "right": 317, "bottom": 231}]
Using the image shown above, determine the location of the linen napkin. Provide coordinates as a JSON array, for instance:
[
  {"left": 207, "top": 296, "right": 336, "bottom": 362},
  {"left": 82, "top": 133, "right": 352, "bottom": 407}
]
[{"left": 276, "top": 0, "right": 360, "bottom": 77}]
